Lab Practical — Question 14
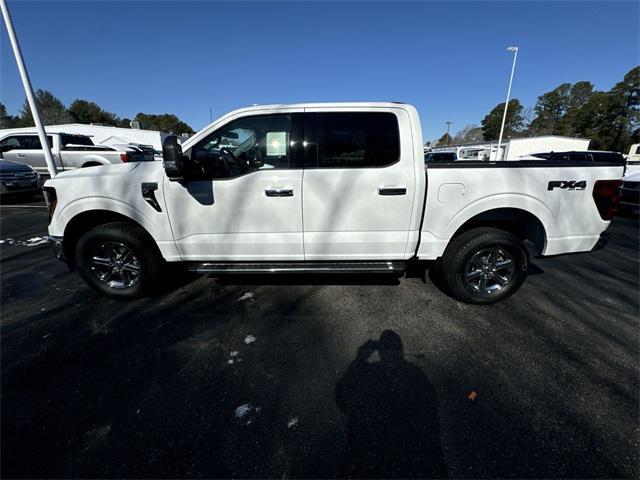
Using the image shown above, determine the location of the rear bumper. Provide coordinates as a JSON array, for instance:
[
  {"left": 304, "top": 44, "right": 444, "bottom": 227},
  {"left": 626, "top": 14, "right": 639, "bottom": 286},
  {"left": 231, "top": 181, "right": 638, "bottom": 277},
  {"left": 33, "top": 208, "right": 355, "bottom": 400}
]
[{"left": 542, "top": 234, "right": 602, "bottom": 256}]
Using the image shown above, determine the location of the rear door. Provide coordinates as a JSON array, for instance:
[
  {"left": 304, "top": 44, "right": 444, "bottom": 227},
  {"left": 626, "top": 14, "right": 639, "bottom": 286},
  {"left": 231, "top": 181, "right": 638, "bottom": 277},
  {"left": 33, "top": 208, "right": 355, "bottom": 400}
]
[{"left": 301, "top": 108, "right": 417, "bottom": 260}]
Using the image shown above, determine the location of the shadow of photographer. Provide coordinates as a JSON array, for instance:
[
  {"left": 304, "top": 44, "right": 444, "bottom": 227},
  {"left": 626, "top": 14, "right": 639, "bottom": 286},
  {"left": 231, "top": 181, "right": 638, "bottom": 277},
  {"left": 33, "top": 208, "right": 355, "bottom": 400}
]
[{"left": 335, "top": 330, "right": 448, "bottom": 478}]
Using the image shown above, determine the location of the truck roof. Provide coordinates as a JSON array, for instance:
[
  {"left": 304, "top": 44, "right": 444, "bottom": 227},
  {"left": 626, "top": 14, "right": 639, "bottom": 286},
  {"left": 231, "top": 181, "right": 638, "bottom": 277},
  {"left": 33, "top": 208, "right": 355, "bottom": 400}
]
[
  {"left": 182, "top": 102, "right": 418, "bottom": 149},
  {"left": 230, "top": 101, "right": 410, "bottom": 113}
]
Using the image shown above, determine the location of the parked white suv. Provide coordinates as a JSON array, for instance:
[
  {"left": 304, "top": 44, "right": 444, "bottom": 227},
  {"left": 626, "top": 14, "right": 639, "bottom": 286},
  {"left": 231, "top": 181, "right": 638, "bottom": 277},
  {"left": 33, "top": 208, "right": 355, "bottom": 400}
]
[{"left": 43, "top": 103, "right": 624, "bottom": 304}]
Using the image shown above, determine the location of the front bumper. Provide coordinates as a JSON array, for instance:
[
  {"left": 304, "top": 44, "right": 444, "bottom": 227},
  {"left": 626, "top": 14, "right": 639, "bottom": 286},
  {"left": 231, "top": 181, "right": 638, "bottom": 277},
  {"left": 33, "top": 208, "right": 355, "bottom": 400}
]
[{"left": 0, "top": 182, "right": 40, "bottom": 195}]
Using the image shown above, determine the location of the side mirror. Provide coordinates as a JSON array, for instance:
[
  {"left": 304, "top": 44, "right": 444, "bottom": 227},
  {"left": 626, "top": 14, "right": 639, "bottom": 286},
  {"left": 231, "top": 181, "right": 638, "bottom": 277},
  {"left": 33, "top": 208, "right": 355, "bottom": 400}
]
[{"left": 163, "top": 135, "right": 185, "bottom": 181}]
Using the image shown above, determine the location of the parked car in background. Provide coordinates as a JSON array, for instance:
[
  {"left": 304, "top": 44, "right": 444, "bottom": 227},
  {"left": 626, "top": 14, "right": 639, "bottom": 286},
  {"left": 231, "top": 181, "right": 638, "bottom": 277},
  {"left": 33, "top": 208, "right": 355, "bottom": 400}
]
[
  {"left": 0, "top": 133, "right": 154, "bottom": 174},
  {"left": 43, "top": 102, "right": 624, "bottom": 304},
  {"left": 425, "top": 151, "right": 457, "bottom": 163},
  {"left": 619, "top": 171, "right": 640, "bottom": 216},
  {"left": 530, "top": 150, "right": 626, "bottom": 165},
  {"left": 0, "top": 159, "right": 42, "bottom": 198},
  {"left": 625, "top": 143, "right": 640, "bottom": 175}
]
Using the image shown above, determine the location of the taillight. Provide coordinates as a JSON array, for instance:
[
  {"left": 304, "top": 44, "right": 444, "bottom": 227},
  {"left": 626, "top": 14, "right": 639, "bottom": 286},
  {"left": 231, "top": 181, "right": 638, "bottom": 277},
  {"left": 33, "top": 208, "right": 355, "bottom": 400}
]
[
  {"left": 42, "top": 186, "right": 57, "bottom": 221},
  {"left": 120, "top": 153, "right": 129, "bottom": 163},
  {"left": 592, "top": 179, "right": 622, "bottom": 220}
]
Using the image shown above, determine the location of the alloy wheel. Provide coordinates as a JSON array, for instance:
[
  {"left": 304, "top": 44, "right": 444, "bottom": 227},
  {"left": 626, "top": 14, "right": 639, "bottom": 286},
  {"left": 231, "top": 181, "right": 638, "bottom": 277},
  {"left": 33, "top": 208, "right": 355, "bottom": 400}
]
[
  {"left": 89, "top": 241, "right": 141, "bottom": 289},
  {"left": 463, "top": 247, "right": 515, "bottom": 295}
]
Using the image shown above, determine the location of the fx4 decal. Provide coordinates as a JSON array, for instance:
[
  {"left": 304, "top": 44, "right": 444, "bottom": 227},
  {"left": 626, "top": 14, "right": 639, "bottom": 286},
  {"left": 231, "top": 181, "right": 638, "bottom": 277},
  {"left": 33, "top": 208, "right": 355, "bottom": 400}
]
[{"left": 547, "top": 180, "right": 587, "bottom": 191}]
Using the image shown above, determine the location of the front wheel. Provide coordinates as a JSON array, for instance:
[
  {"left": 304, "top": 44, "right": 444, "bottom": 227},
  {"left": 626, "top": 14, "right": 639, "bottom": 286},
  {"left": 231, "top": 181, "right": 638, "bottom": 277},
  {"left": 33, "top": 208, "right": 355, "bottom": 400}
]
[
  {"left": 75, "top": 222, "right": 162, "bottom": 298},
  {"left": 440, "top": 227, "right": 528, "bottom": 304}
]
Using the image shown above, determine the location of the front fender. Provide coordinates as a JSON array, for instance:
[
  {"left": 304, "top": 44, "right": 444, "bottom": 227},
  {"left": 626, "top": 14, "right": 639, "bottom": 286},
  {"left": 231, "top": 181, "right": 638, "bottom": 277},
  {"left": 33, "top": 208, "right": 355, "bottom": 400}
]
[
  {"left": 50, "top": 196, "right": 181, "bottom": 262},
  {"left": 53, "top": 197, "right": 156, "bottom": 237}
]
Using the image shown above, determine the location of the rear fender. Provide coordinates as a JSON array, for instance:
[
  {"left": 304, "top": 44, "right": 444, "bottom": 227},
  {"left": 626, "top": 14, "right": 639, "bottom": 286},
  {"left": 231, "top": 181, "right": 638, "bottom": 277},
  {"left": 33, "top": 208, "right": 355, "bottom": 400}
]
[{"left": 443, "top": 194, "right": 554, "bottom": 239}]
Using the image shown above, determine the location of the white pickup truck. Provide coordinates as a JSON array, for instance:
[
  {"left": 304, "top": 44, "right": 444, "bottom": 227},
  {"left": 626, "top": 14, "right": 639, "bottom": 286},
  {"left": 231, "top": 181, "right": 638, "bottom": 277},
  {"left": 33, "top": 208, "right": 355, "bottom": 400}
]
[
  {"left": 43, "top": 103, "right": 624, "bottom": 304},
  {"left": 0, "top": 132, "right": 152, "bottom": 174}
]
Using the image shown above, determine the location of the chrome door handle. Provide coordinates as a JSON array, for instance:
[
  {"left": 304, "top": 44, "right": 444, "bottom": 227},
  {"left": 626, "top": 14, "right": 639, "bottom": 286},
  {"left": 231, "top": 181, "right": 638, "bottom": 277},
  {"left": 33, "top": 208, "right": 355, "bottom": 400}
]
[
  {"left": 265, "top": 188, "right": 294, "bottom": 197},
  {"left": 17, "top": 153, "right": 26, "bottom": 158},
  {"left": 378, "top": 186, "right": 407, "bottom": 195}
]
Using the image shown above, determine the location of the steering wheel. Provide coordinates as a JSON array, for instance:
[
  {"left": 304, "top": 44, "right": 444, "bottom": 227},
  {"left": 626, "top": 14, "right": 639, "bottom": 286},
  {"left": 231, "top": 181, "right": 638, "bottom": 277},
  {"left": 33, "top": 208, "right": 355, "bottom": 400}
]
[{"left": 219, "top": 147, "right": 244, "bottom": 173}]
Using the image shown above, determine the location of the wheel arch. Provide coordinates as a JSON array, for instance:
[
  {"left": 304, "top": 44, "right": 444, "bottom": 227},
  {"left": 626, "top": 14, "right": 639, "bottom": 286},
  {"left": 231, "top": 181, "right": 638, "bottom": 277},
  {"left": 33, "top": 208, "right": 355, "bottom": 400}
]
[
  {"left": 450, "top": 207, "right": 547, "bottom": 254},
  {"left": 62, "top": 210, "right": 156, "bottom": 269},
  {"left": 81, "top": 156, "right": 110, "bottom": 167}
]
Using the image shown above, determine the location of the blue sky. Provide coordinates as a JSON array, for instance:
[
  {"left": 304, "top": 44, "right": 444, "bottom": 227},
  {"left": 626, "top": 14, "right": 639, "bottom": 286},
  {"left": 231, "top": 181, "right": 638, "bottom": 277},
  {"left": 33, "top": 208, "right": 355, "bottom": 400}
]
[{"left": 1, "top": 1, "right": 638, "bottom": 141}]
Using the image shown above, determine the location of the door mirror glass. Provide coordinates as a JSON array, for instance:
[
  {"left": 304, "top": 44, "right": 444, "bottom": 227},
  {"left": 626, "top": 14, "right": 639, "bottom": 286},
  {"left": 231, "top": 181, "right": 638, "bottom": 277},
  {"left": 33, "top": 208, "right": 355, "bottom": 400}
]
[{"left": 163, "top": 135, "right": 186, "bottom": 181}]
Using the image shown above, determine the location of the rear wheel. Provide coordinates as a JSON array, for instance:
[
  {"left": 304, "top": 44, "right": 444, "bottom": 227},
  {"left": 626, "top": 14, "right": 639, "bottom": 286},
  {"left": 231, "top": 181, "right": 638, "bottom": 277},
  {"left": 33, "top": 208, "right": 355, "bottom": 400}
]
[
  {"left": 440, "top": 227, "right": 528, "bottom": 304},
  {"left": 75, "top": 222, "right": 162, "bottom": 298}
]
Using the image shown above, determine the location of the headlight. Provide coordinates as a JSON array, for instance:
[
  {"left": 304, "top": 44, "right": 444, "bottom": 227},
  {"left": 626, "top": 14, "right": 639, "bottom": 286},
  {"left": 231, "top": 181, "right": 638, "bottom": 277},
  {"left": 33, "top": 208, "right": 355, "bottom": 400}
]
[{"left": 42, "top": 187, "right": 57, "bottom": 220}]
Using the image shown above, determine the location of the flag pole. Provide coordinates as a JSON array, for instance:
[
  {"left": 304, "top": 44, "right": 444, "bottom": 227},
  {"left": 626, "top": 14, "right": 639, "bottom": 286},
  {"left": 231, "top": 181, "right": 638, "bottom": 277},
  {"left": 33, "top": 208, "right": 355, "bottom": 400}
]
[{"left": 1, "top": 0, "right": 57, "bottom": 177}]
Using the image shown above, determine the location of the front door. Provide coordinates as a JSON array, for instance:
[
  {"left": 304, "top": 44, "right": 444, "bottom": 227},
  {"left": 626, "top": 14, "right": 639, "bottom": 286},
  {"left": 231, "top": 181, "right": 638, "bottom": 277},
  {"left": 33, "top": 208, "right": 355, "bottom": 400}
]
[
  {"left": 302, "top": 109, "right": 417, "bottom": 260},
  {"left": 163, "top": 112, "right": 305, "bottom": 261}
]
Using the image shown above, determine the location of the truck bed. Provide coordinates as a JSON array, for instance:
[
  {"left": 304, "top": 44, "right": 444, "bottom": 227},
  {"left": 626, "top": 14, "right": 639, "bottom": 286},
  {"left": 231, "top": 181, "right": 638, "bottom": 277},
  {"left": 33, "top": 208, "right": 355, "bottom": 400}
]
[{"left": 416, "top": 160, "right": 624, "bottom": 259}]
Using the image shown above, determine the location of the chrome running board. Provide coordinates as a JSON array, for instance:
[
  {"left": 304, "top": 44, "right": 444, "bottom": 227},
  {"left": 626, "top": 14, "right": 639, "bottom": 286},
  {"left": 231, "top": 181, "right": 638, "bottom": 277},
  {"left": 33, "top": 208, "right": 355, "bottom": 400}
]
[{"left": 189, "top": 261, "right": 406, "bottom": 275}]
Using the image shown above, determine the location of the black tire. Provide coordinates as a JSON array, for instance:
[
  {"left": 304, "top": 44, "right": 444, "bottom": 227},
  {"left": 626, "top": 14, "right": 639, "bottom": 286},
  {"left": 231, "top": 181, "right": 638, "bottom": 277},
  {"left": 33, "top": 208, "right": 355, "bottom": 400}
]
[
  {"left": 440, "top": 227, "right": 528, "bottom": 304},
  {"left": 75, "top": 222, "right": 163, "bottom": 298}
]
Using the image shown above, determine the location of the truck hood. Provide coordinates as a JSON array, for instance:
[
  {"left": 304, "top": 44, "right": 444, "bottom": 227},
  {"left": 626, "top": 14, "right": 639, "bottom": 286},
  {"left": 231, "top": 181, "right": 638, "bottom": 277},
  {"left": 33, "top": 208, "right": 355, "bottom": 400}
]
[{"left": 46, "top": 162, "right": 140, "bottom": 182}]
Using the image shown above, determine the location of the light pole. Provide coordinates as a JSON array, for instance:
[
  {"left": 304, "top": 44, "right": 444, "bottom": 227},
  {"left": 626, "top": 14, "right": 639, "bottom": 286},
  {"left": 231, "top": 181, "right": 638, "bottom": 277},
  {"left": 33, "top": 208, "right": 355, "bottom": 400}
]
[
  {"left": 446, "top": 121, "right": 453, "bottom": 146},
  {"left": 495, "top": 46, "right": 518, "bottom": 160},
  {"left": 0, "top": 0, "right": 57, "bottom": 177}
]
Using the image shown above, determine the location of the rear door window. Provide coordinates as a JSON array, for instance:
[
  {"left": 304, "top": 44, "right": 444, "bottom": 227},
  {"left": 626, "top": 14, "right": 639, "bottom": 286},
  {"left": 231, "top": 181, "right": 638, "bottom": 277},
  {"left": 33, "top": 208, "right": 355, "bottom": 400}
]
[
  {"left": 569, "top": 152, "right": 588, "bottom": 162},
  {"left": 306, "top": 112, "right": 400, "bottom": 168}
]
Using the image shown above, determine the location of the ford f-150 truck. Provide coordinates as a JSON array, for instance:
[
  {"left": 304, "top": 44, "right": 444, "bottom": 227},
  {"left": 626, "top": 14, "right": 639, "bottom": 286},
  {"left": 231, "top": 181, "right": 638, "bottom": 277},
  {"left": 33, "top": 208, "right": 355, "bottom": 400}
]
[
  {"left": 42, "top": 103, "right": 623, "bottom": 304},
  {"left": 0, "top": 132, "right": 153, "bottom": 174}
]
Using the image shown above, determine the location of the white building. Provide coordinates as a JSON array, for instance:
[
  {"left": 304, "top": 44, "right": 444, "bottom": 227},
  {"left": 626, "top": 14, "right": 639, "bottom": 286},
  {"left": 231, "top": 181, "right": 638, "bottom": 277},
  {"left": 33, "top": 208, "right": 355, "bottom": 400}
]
[
  {"left": 0, "top": 123, "right": 174, "bottom": 150},
  {"left": 429, "top": 135, "right": 591, "bottom": 161}
]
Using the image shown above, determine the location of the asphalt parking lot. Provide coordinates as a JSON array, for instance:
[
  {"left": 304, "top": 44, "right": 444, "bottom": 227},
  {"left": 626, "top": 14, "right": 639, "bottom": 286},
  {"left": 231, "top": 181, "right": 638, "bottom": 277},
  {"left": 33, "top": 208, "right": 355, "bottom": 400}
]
[{"left": 1, "top": 194, "right": 638, "bottom": 479}]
